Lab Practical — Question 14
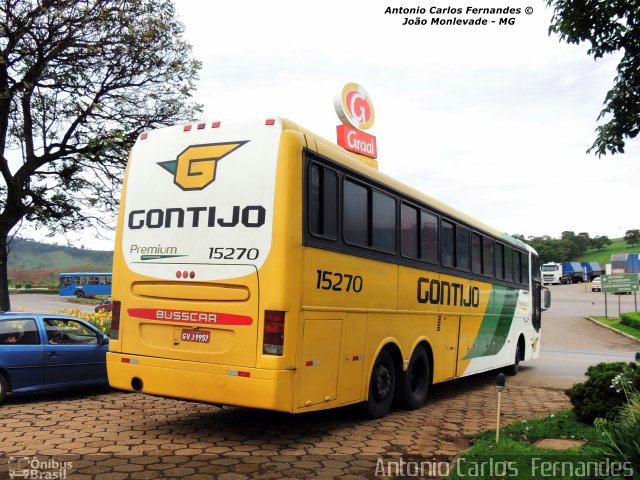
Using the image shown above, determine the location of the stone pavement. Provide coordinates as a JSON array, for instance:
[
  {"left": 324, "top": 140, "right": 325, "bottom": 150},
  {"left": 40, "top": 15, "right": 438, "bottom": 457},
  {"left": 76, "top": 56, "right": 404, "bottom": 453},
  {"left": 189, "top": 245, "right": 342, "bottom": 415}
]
[{"left": 0, "top": 372, "right": 571, "bottom": 479}]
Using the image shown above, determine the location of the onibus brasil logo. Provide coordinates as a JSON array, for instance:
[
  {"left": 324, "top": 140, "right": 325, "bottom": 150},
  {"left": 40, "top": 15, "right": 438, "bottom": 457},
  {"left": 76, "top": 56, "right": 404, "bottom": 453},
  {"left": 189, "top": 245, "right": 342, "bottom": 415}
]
[{"left": 158, "top": 141, "right": 249, "bottom": 191}]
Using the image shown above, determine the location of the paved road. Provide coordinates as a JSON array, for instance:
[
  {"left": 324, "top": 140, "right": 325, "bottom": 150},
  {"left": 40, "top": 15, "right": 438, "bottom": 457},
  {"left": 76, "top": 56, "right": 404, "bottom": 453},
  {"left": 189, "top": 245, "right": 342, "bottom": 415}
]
[
  {"left": 513, "top": 283, "right": 639, "bottom": 389},
  {"left": 8, "top": 294, "right": 96, "bottom": 314}
]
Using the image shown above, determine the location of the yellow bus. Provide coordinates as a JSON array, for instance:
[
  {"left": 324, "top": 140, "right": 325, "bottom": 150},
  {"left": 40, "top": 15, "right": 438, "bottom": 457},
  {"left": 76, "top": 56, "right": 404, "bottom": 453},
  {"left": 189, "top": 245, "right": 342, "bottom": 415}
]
[{"left": 107, "top": 118, "right": 549, "bottom": 418}]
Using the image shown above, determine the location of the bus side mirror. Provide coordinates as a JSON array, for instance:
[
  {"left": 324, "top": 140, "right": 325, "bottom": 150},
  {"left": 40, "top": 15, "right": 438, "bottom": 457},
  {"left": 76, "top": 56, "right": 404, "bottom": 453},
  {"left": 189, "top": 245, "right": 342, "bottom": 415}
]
[{"left": 542, "top": 288, "right": 551, "bottom": 311}]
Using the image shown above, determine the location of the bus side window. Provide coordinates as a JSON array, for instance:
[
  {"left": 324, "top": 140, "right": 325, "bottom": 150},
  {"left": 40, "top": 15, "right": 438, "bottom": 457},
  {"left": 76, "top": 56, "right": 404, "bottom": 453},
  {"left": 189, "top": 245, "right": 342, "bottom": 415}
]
[
  {"left": 400, "top": 203, "right": 419, "bottom": 258},
  {"left": 441, "top": 220, "right": 454, "bottom": 267},
  {"left": 483, "top": 238, "right": 494, "bottom": 277},
  {"left": 372, "top": 190, "right": 396, "bottom": 252},
  {"left": 343, "top": 179, "right": 369, "bottom": 247},
  {"left": 504, "top": 246, "right": 513, "bottom": 282},
  {"left": 495, "top": 243, "right": 505, "bottom": 280},
  {"left": 471, "top": 233, "right": 482, "bottom": 274},
  {"left": 456, "top": 225, "right": 470, "bottom": 270},
  {"left": 309, "top": 165, "right": 337, "bottom": 239},
  {"left": 420, "top": 210, "right": 438, "bottom": 263}
]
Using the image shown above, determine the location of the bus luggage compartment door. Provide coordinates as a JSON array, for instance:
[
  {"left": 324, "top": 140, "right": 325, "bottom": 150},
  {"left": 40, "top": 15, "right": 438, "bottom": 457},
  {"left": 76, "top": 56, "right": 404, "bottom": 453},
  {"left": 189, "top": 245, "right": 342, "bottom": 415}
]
[{"left": 298, "top": 316, "right": 342, "bottom": 408}]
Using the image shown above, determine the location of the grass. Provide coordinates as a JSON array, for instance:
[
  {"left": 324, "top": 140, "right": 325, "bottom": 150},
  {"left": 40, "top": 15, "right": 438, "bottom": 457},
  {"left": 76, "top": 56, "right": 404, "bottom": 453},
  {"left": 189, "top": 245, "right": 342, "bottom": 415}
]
[
  {"left": 590, "top": 316, "right": 640, "bottom": 340},
  {"left": 575, "top": 237, "right": 637, "bottom": 265},
  {"left": 448, "top": 411, "right": 604, "bottom": 480}
]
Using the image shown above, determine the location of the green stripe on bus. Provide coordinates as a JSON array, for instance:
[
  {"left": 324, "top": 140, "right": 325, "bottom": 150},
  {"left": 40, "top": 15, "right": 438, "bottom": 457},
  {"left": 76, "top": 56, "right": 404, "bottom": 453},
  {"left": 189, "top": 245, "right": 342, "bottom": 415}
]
[{"left": 463, "top": 286, "right": 519, "bottom": 359}]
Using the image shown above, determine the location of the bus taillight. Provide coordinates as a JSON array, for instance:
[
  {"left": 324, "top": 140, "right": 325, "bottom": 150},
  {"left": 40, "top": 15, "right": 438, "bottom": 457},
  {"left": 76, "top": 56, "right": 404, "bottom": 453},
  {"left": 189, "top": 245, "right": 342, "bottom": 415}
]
[
  {"left": 110, "top": 301, "right": 122, "bottom": 340},
  {"left": 263, "top": 310, "right": 285, "bottom": 356}
]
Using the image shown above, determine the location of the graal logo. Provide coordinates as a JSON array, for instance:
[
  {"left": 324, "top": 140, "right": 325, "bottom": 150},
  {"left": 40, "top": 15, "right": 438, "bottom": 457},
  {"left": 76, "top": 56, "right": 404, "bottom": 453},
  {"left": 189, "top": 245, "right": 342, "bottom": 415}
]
[{"left": 158, "top": 141, "right": 249, "bottom": 191}]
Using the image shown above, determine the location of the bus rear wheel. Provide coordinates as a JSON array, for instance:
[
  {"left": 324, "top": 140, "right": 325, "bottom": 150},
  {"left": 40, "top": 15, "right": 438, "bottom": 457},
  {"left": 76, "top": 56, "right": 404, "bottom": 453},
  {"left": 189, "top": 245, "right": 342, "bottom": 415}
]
[
  {"left": 506, "top": 339, "right": 522, "bottom": 376},
  {"left": 396, "top": 346, "right": 430, "bottom": 410},
  {"left": 363, "top": 349, "right": 396, "bottom": 419}
]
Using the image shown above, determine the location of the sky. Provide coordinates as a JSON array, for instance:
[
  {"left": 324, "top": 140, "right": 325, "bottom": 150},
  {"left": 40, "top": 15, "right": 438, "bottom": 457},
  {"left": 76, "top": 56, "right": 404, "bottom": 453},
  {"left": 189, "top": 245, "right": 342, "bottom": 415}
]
[{"left": 31, "top": 0, "right": 640, "bottom": 250}]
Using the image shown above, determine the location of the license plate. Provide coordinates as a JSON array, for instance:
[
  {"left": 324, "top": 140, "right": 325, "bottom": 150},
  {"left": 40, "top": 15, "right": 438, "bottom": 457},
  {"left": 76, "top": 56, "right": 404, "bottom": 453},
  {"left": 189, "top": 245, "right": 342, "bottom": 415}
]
[{"left": 180, "top": 329, "right": 210, "bottom": 343}]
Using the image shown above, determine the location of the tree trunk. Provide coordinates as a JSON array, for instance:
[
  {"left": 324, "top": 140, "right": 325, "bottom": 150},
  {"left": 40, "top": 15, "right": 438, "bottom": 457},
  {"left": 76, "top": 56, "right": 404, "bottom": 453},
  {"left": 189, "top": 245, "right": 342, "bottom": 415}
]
[{"left": 0, "top": 230, "right": 10, "bottom": 312}]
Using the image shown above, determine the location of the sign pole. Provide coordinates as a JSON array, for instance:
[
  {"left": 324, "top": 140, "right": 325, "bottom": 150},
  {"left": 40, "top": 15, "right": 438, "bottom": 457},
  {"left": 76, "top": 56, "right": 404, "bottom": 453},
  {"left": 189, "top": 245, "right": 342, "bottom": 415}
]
[
  {"left": 619, "top": 293, "right": 621, "bottom": 319},
  {"left": 605, "top": 293, "right": 608, "bottom": 319}
]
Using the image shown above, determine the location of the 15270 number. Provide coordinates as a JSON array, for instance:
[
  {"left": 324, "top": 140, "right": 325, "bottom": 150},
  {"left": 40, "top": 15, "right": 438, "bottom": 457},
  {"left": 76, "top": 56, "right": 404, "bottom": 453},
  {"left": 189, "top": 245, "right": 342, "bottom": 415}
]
[
  {"left": 209, "top": 247, "right": 259, "bottom": 260},
  {"left": 316, "top": 270, "right": 363, "bottom": 293}
]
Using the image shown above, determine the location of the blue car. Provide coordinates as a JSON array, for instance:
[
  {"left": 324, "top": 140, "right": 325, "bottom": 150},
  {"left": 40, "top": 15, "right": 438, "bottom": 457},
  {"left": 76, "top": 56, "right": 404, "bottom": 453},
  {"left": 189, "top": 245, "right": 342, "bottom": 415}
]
[{"left": 0, "top": 313, "right": 109, "bottom": 403}]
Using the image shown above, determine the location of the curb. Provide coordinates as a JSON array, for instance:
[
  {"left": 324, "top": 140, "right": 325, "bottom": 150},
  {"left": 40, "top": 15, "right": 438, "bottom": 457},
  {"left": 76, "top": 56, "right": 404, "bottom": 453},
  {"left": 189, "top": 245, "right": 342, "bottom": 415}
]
[{"left": 584, "top": 316, "right": 640, "bottom": 344}]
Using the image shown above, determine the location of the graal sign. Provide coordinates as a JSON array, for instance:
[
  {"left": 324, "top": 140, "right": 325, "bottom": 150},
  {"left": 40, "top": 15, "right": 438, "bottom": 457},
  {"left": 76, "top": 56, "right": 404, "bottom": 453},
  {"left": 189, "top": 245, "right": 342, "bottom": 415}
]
[{"left": 334, "top": 83, "right": 378, "bottom": 161}]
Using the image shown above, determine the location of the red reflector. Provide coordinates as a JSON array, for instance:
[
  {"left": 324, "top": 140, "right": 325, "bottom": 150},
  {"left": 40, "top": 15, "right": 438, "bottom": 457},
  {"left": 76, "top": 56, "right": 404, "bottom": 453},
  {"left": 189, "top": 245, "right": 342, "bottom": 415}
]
[
  {"left": 189, "top": 271, "right": 195, "bottom": 279},
  {"left": 212, "top": 121, "right": 221, "bottom": 128},
  {"left": 176, "top": 271, "right": 181, "bottom": 278},
  {"left": 305, "top": 361, "right": 313, "bottom": 366},
  {"left": 197, "top": 123, "right": 205, "bottom": 129},
  {"left": 140, "top": 133, "right": 148, "bottom": 140},
  {"left": 238, "top": 371, "right": 251, "bottom": 378},
  {"left": 122, "top": 358, "right": 130, "bottom": 363},
  {"left": 183, "top": 271, "right": 188, "bottom": 278},
  {"left": 183, "top": 125, "right": 192, "bottom": 131},
  {"left": 265, "top": 119, "right": 276, "bottom": 125}
]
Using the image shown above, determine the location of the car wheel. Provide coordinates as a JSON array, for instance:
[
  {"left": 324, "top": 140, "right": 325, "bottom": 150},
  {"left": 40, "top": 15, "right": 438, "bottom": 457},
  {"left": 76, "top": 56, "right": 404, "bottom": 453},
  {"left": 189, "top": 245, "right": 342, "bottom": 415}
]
[
  {"left": 362, "top": 349, "right": 396, "bottom": 419},
  {"left": 396, "top": 346, "right": 430, "bottom": 410},
  {"left": 0, "top": 373, "right": 8, "bottom": 404}
]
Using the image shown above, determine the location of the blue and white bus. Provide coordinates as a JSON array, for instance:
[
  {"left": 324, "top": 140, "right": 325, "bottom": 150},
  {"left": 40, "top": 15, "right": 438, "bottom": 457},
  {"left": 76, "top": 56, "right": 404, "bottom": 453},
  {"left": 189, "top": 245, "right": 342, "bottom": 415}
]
[{"left": 59, "top": 273, "right": 112, "bottom": 298}]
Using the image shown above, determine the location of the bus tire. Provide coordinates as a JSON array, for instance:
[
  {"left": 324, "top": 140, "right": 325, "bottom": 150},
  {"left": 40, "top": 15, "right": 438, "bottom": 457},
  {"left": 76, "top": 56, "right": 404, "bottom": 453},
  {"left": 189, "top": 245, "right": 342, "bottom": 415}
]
[
  {"left": 506, "top": 339, "right": 522, "bottom": 376},
  {"left": 396, "top": 346, "right": 430, "bottom": 410},
  {"left": 363, "top": 349, "right": 396, "bottom": 419},
  {"left": 75, "top": 290, "right": 85, "bottom": 298}
]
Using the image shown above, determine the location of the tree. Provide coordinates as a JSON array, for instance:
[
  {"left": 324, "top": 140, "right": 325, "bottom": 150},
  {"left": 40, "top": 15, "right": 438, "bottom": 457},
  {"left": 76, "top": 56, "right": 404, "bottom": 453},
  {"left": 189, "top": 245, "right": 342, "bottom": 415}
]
[
  {"left": 624, "top": 229, "right": 640, "bottom": 247},
  {"left": 591, "top": 235, "right": 612, "bottom": 251},
  {"left": 0, "top": 0, "right": 202, "bottom": 310},
  {"left": 547, "top": 0, "right": 640, "bottom": 156}
]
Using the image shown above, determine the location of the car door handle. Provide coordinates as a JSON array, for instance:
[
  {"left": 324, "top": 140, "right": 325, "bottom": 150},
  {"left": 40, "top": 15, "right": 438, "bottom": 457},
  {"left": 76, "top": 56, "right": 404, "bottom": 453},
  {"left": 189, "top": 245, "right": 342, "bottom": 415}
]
[{"left": 47, "top": 352, "right": 59, "bottom": 358}]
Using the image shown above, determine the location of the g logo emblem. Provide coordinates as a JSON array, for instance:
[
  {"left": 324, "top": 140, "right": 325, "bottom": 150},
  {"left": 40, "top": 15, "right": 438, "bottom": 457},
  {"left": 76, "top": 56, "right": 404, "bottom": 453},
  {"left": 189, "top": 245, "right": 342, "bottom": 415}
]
[
  {"left": 158, "top": 141, "right": 249, "bottom": 191},
  {"left": 334, "top": 83, "right": 375, "bottom": 131}
]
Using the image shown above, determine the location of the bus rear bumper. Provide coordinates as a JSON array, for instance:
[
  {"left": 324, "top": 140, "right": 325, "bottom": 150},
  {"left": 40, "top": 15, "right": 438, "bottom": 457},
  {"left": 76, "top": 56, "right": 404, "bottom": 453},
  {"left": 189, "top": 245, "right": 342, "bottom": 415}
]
[{"left": 107, "top": 352, "right": 294, "bottom": 412}]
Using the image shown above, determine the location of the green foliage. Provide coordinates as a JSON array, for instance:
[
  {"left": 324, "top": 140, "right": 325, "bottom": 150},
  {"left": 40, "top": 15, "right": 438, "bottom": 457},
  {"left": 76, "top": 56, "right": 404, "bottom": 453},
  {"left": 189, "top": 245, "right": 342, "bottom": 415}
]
[
  {"left": 8, "top": 237, "right": 112, "bottom": 270},
  {"left": 0, "top": 0, "right": 202, "bottom": 311},
  {"left": 547, "top": 0, "right": 640, "bottom": 156},
  {"left": 449, "top": 411, "right": 602, "bottom": 480},
  {"left": 595, "top": 393, "right": 640, "bottom": 474},
  {"left": 625, "top": 230, "right": 640, "bottom": 247},
  {"left": 576, "top": 237, "right": 634, "bottom": 265},
  {"left": 621, "top": 313, "right": 640, "bottom": 331},
  {"left": 524, "top": 231, "right": 591, "bottom": 263},
  {"left": 565, "top": 362, "right": 640, "bottom": 424},
  {"left": 591, "top": 316, "right": 640, "bottom": 340},
  {"left": 590, "top": 235, "right": 612, "bottom": 252}
]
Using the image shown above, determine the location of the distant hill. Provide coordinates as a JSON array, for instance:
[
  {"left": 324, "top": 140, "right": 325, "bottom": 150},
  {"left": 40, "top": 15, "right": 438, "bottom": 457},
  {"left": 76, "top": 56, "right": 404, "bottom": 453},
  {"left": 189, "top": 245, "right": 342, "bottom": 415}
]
[
  {"left": 575, "top": 237, "right": 638, "bottom": 265},
  {"left": 8, "top": 238, "right": 113, "bottom": 272}
]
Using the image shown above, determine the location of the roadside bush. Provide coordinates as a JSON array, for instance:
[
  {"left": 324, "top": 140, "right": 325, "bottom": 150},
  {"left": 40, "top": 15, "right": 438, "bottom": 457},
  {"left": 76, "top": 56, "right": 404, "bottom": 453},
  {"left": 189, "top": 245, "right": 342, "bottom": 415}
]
[
  {"left": 621, "top": 312, "right": 640, "bottom": 331},
  {"left": 595, "top": 392, "right": 640, "bottom": 473},
  {"left": 565, "top": 362, "right": 640, "bottom": 423}
]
